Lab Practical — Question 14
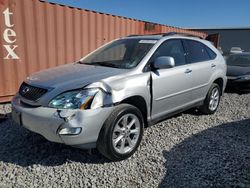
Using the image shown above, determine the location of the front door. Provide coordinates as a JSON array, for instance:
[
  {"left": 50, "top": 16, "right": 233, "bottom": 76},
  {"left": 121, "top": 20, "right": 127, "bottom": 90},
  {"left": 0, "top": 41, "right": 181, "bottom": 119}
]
[{"left": 150, "top": 39, "right": 193, "bottom": 120}]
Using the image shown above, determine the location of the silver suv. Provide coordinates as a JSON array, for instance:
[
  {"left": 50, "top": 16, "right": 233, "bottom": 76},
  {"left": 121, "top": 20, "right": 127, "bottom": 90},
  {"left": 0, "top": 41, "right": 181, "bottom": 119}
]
[{"left": 12, "top": 33, "right": 227, "bottom": 160}]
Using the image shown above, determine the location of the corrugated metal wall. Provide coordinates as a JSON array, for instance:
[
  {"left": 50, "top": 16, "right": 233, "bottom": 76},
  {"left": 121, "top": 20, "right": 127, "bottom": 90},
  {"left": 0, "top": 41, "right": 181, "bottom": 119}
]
[{"left": 0, "top": 0, "right": 206, "bottom": 102}]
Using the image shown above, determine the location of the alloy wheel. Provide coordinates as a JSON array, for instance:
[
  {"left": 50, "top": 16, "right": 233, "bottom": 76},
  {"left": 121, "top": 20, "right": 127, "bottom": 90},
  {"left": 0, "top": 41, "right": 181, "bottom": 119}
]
[
  {"left": 112, "top": 114, "right": 140, "bottom": 154},
  {"left": 209, "top": 87, "right": 220, "bottom": 111}
]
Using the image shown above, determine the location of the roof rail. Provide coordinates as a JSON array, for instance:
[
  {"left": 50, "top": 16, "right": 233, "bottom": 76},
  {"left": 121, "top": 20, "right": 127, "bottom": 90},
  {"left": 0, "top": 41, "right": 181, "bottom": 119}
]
[
  {"left": 162, "top": 32, "right": 203, "bottom": 38},
  {"left": 126, "top": 32, "right": 203, "bottom": 39}
]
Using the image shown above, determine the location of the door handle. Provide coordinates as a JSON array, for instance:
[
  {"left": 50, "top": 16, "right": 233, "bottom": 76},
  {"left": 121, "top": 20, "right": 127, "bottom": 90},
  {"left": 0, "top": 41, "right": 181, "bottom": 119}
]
[
  {"left": 185, "top": 69, "right": 192, "bottom": 74},
  {"left": 211, "top": 63, "right": 216, "bottom": 68}
]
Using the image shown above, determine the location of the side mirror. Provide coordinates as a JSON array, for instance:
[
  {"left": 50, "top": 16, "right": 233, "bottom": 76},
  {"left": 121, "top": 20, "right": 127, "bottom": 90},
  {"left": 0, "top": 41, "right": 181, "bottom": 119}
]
[{"left": 153, "top": 56, "right": 175, "bottom": 69}]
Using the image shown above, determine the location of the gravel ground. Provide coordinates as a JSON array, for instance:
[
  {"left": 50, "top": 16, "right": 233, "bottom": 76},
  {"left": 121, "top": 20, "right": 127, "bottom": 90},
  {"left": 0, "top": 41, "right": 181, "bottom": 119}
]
[{"left": 0, "top": 92, "right": 250, "bottom": 188}]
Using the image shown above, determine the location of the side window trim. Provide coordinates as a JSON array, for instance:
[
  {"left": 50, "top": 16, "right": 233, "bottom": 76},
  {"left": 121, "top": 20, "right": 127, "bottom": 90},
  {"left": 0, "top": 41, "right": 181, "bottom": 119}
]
[
  {"left": 181, "top": 39, "right": 189, "bottom": 64},
  {"left": 143, "top": 39, "right": 187, "bottom": 72},
  {"left": 182, "top": 39, "right": 212, "bottom": 64}
]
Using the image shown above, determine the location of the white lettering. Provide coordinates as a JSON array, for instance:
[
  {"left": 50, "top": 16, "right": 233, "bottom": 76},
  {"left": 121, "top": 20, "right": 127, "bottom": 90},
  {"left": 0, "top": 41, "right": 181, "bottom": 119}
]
[
  {"left": 3, "top": 28, "right": 16, "bottom": 43},
  {"left": 2, "top": 8, "right": 19, "bottom": 60},
  {"left": 3, "top": 8, "right": 14, "bottom": 27},
  {"left": 3, "top": 45, "right": 19, "bottom": 59}
]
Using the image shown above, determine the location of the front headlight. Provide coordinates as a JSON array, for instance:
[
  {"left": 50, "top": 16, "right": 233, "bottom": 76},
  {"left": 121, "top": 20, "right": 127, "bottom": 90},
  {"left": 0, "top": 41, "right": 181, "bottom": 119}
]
[{"left": 49, "top": 88, "right": 100, "bottom": 109}]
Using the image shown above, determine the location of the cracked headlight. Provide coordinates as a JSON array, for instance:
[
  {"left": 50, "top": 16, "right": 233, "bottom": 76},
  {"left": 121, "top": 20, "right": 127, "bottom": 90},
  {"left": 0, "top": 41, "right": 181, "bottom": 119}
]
[{"left": 49, "top": 88, "right": 100, "bottom": 109}]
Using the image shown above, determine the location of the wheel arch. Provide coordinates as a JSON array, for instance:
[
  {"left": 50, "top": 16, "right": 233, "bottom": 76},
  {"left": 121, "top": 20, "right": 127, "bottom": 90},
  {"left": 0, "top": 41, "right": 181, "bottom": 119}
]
[
  {"left": 213, "top": 77, "right": 224, "bottom": 95},
  {"left": 120, "top": 95, "right": 148, "bottom": 127}
]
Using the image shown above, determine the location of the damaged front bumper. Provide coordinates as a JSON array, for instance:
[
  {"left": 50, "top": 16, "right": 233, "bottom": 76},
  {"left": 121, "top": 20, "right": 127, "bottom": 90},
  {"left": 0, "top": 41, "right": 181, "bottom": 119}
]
[{"left": 11, "top": 96, "right": 115, "bottom": 148}]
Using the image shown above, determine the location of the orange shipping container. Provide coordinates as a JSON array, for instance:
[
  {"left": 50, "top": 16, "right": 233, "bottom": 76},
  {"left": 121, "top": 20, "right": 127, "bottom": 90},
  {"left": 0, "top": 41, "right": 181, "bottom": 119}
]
[{"left": 0, "top": 0, "right": 206, "bottom": 102}]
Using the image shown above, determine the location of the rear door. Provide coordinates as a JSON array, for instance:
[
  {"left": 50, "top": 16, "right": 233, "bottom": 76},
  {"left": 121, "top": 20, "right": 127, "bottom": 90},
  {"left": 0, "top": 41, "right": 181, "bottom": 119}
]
[
  {"left": 182, "top": 39, "right": 217, "bottom": 102},
  {"left": 150, "top": 39, "right": 193, "bottom": 119}
]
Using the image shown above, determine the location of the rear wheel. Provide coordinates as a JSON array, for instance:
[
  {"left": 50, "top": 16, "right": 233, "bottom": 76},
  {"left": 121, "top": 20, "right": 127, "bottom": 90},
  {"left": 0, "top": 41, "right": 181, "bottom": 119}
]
[
  {"left": 97, "top": 104, "right": 144, "bottom": 161},
  {"left": 199, "top": 83, "right": 221, "bottom": 114}
]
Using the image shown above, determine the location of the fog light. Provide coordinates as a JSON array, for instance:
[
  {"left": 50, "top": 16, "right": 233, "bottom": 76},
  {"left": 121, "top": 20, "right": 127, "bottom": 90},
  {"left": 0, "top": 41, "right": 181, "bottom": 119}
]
[{"left": 58, "top": 127, "right": 82, "bottom": 135}]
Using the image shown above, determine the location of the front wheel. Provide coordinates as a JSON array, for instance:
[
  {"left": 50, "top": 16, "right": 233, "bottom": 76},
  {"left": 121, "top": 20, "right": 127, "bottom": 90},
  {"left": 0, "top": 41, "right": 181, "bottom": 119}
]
[
  {"left": 199, "top": 83, "right": 221, "bottom": 114},
  {"left": 97, "top": 104, "right": 144, "bottom": 161}
]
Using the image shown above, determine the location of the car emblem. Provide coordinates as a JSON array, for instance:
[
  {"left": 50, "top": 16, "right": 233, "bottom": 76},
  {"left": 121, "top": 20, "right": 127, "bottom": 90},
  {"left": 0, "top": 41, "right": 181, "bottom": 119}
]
[{"left": 22, "top": 87, "right": 30, "bottom": 94}]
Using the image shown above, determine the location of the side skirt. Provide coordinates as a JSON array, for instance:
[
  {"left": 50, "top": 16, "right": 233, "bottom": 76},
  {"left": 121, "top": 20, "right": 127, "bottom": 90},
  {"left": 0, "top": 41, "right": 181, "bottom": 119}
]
[{"left": 147, "top": 101, "right": 204, "bottom": 126}]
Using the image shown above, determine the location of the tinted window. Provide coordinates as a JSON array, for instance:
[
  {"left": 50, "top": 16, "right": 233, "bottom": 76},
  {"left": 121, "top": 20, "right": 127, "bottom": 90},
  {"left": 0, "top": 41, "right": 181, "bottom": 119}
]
[
  {"left": 150, "top": 40, "right": 186, "bottom": 66},
  {"left": 205, "top": 46, "right": 217, "bottom": 59},
  {"left": 183, "top": 40, "right": 211, "bottom": 63}
]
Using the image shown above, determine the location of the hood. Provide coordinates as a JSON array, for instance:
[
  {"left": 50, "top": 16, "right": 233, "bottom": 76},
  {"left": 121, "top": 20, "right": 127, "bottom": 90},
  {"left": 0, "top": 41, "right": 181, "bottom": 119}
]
[
  {"left": 227, "top": 65, "right": 250, "bottom": 77},
  {"left": 26, "top": 63, "right": 128, "bottom": 90}
]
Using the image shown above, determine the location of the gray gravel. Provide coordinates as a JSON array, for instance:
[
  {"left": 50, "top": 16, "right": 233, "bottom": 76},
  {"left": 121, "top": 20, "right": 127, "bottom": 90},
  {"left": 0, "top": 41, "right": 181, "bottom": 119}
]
[{"left": 0, "top": 92, "right": 250, "bottom": 188}]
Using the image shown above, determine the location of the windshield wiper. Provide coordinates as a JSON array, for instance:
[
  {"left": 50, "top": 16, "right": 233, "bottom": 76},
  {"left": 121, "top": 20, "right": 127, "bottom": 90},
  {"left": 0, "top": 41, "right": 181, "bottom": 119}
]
[{"left": 83, "top": 62, "right": 120, "bottom": 68}]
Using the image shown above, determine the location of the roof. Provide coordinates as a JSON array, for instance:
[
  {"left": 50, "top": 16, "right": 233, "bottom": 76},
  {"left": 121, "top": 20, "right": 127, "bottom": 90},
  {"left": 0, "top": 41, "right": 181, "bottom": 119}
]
[{"left": 124, "top": 35, "right": 162, "bottom": 40}]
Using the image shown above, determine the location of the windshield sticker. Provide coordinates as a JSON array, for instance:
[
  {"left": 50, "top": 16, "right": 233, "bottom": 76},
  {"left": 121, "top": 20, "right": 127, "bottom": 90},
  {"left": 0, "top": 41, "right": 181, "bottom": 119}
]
[{"left": 139, "top": 40, "right": 158, "bottom": 44}]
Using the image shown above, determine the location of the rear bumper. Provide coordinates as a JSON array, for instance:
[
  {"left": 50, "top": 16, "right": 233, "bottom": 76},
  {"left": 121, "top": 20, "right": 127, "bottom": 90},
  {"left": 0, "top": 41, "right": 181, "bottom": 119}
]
[{"left": 11, "top": 95, "right": 115, "bottom": 148}]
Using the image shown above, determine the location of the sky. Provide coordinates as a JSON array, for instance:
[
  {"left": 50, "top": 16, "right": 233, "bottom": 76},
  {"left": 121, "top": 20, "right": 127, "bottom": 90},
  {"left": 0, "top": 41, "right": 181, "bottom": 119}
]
[{"left": 47, "top": 0, "right": 250, "bottom": 28}]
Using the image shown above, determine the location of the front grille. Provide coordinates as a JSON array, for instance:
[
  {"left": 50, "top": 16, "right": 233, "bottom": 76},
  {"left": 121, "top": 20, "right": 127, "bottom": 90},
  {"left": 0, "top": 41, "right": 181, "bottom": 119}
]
[{"left": 19, "top": 82, "right": 48, "bottom": 101}]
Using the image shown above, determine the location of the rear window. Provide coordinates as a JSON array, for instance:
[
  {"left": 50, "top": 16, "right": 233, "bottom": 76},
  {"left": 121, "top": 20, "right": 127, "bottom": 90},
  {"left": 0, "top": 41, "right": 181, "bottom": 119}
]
[{"left": 183, "top": 40, "right": 211, "bottom": 63}]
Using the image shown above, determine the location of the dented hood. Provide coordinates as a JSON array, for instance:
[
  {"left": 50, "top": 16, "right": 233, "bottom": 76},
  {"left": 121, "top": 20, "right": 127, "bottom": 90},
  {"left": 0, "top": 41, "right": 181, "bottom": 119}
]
[{"left": 26, "top": 63, "right": 128, "bottom": 90}]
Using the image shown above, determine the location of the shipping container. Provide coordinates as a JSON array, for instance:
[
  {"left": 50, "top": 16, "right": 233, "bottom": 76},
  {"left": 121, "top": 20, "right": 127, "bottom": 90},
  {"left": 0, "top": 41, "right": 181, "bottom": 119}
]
[{"left": 0, "top": 0, "right": 206, "bottom": 102}]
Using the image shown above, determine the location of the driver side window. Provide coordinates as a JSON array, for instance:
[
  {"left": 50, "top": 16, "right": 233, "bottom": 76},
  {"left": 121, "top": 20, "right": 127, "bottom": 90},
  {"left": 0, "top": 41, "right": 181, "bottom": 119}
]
[{"left": 150, "top": 39, "right": 186, "bottom": 66}]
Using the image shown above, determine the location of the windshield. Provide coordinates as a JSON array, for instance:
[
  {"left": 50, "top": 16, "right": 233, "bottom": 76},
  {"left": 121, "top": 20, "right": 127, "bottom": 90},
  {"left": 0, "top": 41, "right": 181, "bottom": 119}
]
[
  {"left": 227, "top": 55, "right": 250, "bottom": 67},
  {"left": 80, "top": 38, "right": 156, "bottom": 69}
]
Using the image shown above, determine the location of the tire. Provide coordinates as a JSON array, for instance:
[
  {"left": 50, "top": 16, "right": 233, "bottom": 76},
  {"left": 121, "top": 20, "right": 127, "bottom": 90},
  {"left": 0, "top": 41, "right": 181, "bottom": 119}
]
[
  {"left": 97, "top": 104, "right": 144, "bottom": 161},
  {"left": 199, "top": 83, "right": 221, "bottom": 115}
]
